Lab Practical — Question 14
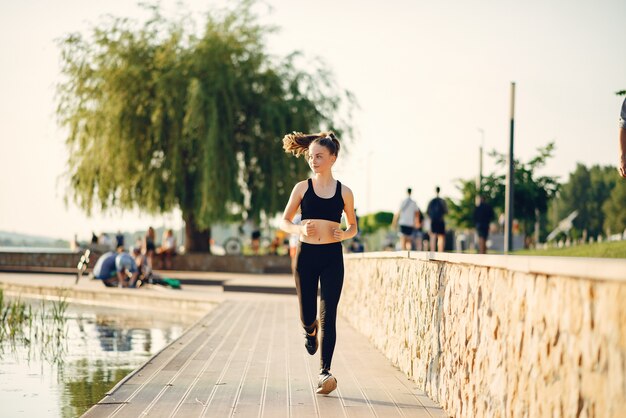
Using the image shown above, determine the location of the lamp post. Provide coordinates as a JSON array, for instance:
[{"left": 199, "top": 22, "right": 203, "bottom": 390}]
[
  {"left": 476, "top": 128, "right": 484, "bottom": 205},
  {"left": 504, "top": 82, "right": 516, "bottom": 253}
]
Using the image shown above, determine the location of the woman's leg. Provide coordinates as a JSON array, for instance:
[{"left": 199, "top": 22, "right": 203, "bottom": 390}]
[
  {"left": 318, "top": 247, "right": 344, "bottom": 371},
  {"left": 294, "top": 244, "right": 319, "bottom": 332}
]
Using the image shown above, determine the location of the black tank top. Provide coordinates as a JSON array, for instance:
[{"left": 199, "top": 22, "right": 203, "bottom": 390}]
[{"left": 301, "top": 178, "right": 344, "bottom": 223}]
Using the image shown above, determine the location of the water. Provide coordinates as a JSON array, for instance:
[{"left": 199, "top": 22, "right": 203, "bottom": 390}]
[{"left": 0, "top": 298, "right": 199, "bottom": 417}]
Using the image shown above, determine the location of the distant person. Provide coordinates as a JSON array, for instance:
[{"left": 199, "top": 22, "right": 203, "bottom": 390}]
[
  {"left": 474, "top": 196, "right": 495, "bottom": 254},
  {"left": 92, "top": 248, "right": 139, "bottom": 288},
  {"left": 619, "top": 96, "right": 626, "bottom": 178},
  {"left": 131, "top": 246, "right": 147, "bottom": 277},
  {"left": 91, "top": 232, "right": 98, "bottom": 245},
  {"left": 98, "top": 233, "right": 113, "bottom": 250},
  {"left": 412, "top": 207, "right": 426, "bottom": 251},
  {"left": 70, "top": 234, "right": 80, "bottom": 251},
  {"left": 115, "top": 231, "right": 125, "bottom": 249},
  {"left": 349, "top": 236, "right": 365, "bottom": 253},
  {"left": 392, "top": 188, "right": 420, "bottom": 251},
  {"left": 158, "top": 229, "right": 177, "bottom": 269},
  {"left": 115, "top": 251, "right": 139, "bottom": 287},
  {"left": 251, "top": 229, "right": 262, "bottom": 255},
  {"left": 427, "top": 186, "right": 448, "bottom": 252},
  {"left": 269, "top": 231, "right": 284, "bottom": 255},
  {"left": 498, "top": 212, "right": 505, "bottom": 233},
  {"left": 134, "top": 235, "right": 143, "bottom": 252},
  {"left": 350, "top": 208, "right": 364, "bottom": 253},
  {"left": 280, "top": 131, "right": 358, "bottom": 395},
  {"left": 142, "top": 227, "right": 156, "bottom": 269}
]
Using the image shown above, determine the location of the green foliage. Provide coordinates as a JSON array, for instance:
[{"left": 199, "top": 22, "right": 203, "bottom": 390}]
[
  {"left": 0, "top": 292, "right": 69, "bottom": 365},
  {"left": 515, "top": 240, "right": 626, "bottom": 258},
  {"left": 556, "top": 164, "right": 616, "bottom": 238},
  {"left": 359, "top": 211, "right": 394, "bottom": 234},
  {"left": 57, "top": 2, "right": 354, "bottom": 249},
  {"left": 447, "top": 181, "right": 478, "bottom": 229},
  {"left": 602, "top": 180, "right": 626, "bottom": 234},
  {"left": 448, "top": 143, "right": 559, "bottom": 242},
  {"left": 485, "top": 143, "right": 559, "bottom": 241}
]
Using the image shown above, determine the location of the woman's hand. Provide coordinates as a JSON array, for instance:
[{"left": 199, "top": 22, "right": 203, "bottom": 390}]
[
  {"left": 302, "top": 220, "right": 316, "bottom": 237},
  {"left": 333, "top": 228, "right": 345, "bottom": 241}
]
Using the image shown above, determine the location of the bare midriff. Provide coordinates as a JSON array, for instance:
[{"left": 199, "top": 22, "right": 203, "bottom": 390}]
[{"left": 299, "top": 219, "right": 342, "bottom": 245}]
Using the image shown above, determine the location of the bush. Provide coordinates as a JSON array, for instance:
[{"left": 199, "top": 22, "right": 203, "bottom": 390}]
[{"left": 359, "top": 211, "right": 394, "bottom": 234}]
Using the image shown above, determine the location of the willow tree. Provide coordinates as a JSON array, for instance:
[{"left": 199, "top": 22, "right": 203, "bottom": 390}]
[{"left": 57, "top": 3, "right": 353, "bottom": 251}]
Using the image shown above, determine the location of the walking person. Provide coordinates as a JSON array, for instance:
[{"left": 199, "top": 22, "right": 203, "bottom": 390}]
[
  {"left": 427, "top": 186, "right": 448, "bottom": 252},
  {"left": 474, "top": 195, "right": 495, "bottom": 254},
  {"left": 412, "top": 207, "right": 425, "bottom": 251},
  {"left": 392, "top": 188, "right": 420, "bottom": 250},
  {"left": 115, "top": 230, "right": 125, "bottom": 249},
  {"left": 279, "top": 131, "right": 358, "bottom": 395}
]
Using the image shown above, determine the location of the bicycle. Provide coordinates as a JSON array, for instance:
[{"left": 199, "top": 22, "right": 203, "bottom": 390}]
[
  {"left": 222, "top": 225, "right": 273, "bottom": 255},
  {"left": 76, "top": 249, "right": 91, "bottom": 284}
]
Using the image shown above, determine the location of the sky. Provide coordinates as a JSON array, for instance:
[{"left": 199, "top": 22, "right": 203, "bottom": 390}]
[{"left": 1, "top": 0, "right": 625, "bottom": 241}]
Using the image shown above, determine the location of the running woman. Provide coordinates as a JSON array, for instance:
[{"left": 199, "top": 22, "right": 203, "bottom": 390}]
[{"left": 280, "top": 131, "right": 358, "bottom": 395}]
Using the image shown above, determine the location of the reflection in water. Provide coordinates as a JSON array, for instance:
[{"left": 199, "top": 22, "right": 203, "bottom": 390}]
[
  {"left": 0, "top": 298, "right": 199, "bottom": 417},
  {"left": 60, "top": 359, "right": 134, "bottom": 417},
  {"left": 96, "top": 320, "right": 134, "bottom": 352}
]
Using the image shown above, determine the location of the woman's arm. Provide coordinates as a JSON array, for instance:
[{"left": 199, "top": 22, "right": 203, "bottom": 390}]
[
  {"left": 280, "top": 182, "right": 306, "bottom": 235},
  {"left": 334, "top": 185, "right": 358, "bottom": 241}
]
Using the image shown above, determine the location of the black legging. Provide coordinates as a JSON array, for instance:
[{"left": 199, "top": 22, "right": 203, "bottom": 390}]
[{"left": 294, "top": 242, "right": 344, "bottom": 371}]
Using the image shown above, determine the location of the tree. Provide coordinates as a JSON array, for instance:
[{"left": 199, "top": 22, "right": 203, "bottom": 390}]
[
  {"left": 556, "top": 164, "right": 616, "bottom": 239},
  {"left": 56, "top": 2, "right": 354, "bottom": 251},
  {"left": 490, "top": 143, "right": 560, "bottom": 244},
  {"left": 359, "top": 211, "right": 394, "bottom": 235},
  {"left": 603, "top": 181, "right": 626, "bottom": 235},
  {"left": 448, "top": 143, "right": 559, "bottom": 246},
  {"left": 446, "top": 180, "right": 478, "bottom": 230}
]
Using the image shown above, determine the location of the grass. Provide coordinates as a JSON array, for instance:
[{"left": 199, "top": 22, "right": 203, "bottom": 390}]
[
  {"left": 0, "top": 289, "right": 69, "bottom": 364},
  {"left": 513, "top": 240, "right": 626, "bottom": 258}
]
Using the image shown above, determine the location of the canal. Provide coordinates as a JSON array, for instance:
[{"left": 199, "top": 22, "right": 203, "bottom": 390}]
[{"left": 0, "top": 295, "right": 199, "bottom": 417}]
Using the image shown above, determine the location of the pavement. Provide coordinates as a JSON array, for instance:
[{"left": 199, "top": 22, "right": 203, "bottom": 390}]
[{"left": 0, "top": 270, "right": 447, "bottom": 417}]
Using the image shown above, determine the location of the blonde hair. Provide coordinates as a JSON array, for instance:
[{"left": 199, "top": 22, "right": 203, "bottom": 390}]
[{"left": 282, "top": 131, "right": 340, "bottom": 158}]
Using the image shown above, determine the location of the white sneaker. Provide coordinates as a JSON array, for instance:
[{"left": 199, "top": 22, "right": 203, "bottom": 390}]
[{"left": 316, "top": 370, "right": 337, "bottom": 395}]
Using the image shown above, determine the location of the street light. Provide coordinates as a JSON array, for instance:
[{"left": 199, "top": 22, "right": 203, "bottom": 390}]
[
  {"left": 476, "top": 128, "right": 484, "bottom": 205},
  {"left": 504, "top": 82, "right": 516, "bottom": 253}
]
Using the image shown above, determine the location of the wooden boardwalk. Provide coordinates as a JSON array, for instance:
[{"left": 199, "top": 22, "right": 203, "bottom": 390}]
[{"left": 84, "top": 297, "right": 447, "bottom": 418}]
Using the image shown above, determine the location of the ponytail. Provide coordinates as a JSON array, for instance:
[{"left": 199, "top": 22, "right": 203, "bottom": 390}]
[
  {"left": 282, "top": 132, "right": 318, "bottom": 157},
  {"left": 282, "top": 131, "right": 340, "bottom": 158}
]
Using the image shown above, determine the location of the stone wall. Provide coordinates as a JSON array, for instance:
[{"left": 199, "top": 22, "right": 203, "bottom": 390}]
[
  {"left": 0, "top": 251, "right": 82, "bottom": 269},
  {"left": 0, "top": 251, "right": 291, "bottom": 274},
  {"left": 341, "top": 252, "right": 626, "bottom": 418}
]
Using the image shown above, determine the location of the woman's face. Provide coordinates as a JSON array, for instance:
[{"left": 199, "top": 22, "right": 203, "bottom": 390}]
[{"left": 308, "top": 143, "right": 336, "bottom": 174}]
